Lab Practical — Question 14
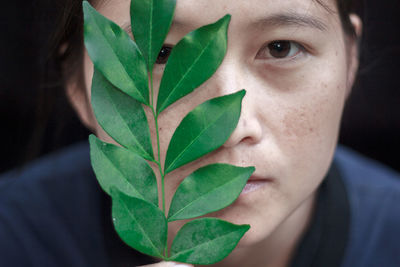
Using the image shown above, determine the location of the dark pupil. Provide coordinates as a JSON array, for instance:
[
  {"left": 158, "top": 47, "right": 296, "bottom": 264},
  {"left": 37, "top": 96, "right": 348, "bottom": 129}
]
[
  {"left": 268, "top": 41, "right": 291, "bottom": 58},
  {"left": 156, "top": 46, "right": 172, "bottom": 64}
]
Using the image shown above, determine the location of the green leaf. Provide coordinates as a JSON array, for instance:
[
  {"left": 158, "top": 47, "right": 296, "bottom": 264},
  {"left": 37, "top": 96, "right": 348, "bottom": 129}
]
[
  {"left": 167, "top": 164, "right": 254, "bottom": 222},
  {"left": 89, "top": 135, "right": 158, "bottom": 206},
  {"left": 169, "top": 218, "right": 249, "bottom": 264},
  {"left": 130, "top": 0, "right": 176, "bottom": 72},
  {"left": 110, "top": 187, "right": 167, "bottom": 259},
  {"left": 91, "top": 68, "right": 154, "bottom": 160},
  {"left": 164, "top": 90, "right": 246, "bottom": 174},
  {"left": 156, "top": 15, "right": 231, "bottom": 114},
  {"left": 83, "top": 1, "right": 149, "bottom": 104}
]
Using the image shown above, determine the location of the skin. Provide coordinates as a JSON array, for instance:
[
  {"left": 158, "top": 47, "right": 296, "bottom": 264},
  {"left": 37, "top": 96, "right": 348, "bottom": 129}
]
[{"left": 68, "top": 0, "right": 362, "bottom": 266}]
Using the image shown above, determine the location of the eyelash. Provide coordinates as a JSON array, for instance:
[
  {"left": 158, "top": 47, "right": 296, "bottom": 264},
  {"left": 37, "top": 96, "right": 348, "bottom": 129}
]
[
  {"left": 256, "top": 40, "right": 307, "bottom": 62},
  {"left": 154, "top": 40, "right": 307, "bottom": 66}
]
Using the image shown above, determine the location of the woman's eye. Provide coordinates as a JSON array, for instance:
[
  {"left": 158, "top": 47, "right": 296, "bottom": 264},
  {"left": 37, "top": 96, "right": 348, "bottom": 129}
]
[
  {"left": 257, "top": 40, "right": 303, "bottom": 60},
  {"left": 155, "top": 45, "right": 173, "bottom": 64}
]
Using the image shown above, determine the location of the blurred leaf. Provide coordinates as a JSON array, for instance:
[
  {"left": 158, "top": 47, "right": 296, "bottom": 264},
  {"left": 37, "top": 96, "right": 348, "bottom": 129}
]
[
  {"left": 83, "top": 1, "right": 149, "bottom": 104},
  {"left": 130, "top": 0, "right": 176, "bottom": 72},
  {"left": 156, "top": 15, "right": 231, "bottom": 114},
  {"left": 91, "top": 69, "right": 154, "bottom": 160},
  {"left": 167, "top": 164, "right": 254, "bottom": 221},
  {"left": 164, "top": 90, "right": 245, "bottom": 173},
  {"left": 111, "top": 187, "right": 167, "bottom": 259},
  {"left": 89, "top": 135, "right": 158, "bottom": 206},
  {"left": 169, "top": 218, "right": 249, "bottom": 264}
]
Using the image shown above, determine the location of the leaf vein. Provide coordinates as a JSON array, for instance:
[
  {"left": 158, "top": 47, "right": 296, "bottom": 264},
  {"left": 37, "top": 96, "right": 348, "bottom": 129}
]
[
  {"left": 149, "top": 0, "right": 154, "bottom": 67},
  {"left": 120, "top": 198, "right": 163, "bottom": 257},
  {"left": 171, "top": 230, "right": 239, "bottom": 258},
  {"left": 106, "top": 88, "right": 150, "bottom": 158},
  {"left": 160, "top": 33, "right": 219, "bottom": 111},
  {"left": 167, "top": 99, "right": 236, "bottom": 172},
  {"left": 170, "top": 177, "right": 241, "bottom": 220},
  {"left": 91, "top": 11, "right": 143, "bottom": 100},
  {"left": 99, "top": 147, "right": 143, "bottom": 199}
]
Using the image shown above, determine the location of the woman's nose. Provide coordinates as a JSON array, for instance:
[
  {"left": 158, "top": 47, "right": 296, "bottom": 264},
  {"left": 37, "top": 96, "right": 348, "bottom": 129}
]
[
  {"left": 223, "top": 95, "right": 263, "bottom": 147},
  {"left": 208, "top": 58, "right": 263, "bottom": 148}
]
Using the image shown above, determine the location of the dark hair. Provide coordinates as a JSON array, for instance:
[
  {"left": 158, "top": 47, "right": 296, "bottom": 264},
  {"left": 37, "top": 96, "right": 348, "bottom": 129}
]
[
  {"left": 319, "top": 0, "right": 363, "bottom": 37},
  {"left": 47, "top": 0, "right": 95, "bottom": 87}
]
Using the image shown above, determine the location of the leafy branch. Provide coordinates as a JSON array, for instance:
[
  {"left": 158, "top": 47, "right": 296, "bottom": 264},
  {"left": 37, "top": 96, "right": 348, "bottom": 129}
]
[{"left": 83, "top": 0, "right": 255, "bottom": 264}]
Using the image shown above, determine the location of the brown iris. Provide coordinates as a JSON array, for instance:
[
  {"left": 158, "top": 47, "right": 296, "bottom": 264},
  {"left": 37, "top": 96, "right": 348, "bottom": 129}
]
[{"left": 267, "top": 41, "right": 292, "bottom": 58}]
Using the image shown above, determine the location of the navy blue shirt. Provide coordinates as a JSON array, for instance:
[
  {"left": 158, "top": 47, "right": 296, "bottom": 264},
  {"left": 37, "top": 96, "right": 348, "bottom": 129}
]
[{"left": 0, "top": 142, "right": 399, "bottom": 266}]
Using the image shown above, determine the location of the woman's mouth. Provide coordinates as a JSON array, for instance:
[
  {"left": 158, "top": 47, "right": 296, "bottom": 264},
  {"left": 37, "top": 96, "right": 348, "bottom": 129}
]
[{"left": 240, "top": 176, "right": 272, "bottom": 195}]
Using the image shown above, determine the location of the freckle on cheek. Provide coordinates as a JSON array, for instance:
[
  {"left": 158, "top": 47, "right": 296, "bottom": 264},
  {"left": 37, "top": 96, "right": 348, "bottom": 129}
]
[{"left": 282, "top": 108, "right": 316, "bottom": 139}]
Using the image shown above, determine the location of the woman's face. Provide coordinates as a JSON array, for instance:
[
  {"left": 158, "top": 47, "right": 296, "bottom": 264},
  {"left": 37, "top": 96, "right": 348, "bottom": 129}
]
[{"left": 76, "top": 0, "right": 359, "bottom": 253}]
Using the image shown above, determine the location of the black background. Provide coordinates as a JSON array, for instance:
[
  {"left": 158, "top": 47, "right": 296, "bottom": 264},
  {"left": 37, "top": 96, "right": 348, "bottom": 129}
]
[{"left": 1, "top": 0, "right": 399, "bottom": 174}]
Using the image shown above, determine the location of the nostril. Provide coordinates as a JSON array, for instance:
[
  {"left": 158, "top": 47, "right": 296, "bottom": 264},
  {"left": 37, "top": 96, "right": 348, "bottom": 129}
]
[
  {"left": 223, "top": 120, "right": 262, "bottom": 148},
  {"left": 241, "top": 136, "right": 254, "bottom": 144},
  {"left": 223, "top": 102, "right": 263, "bottom": 148}
]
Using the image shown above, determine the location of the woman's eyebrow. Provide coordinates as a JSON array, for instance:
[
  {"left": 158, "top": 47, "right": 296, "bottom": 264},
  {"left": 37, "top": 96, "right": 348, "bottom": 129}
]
[
  {"left": 252, "top": 12, "right": 328, "bottom": 31},
  {"left": 167, "top": 12, "right": 328, "bottom": 32},
  {"left": 121, "top": 11, "right": 328, "bottom": 35}
]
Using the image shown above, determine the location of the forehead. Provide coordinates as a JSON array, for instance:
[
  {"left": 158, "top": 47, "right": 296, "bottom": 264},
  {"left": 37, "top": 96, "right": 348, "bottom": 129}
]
[
  {"left": 99, "top": 0, "right": 341, "bottom": 33},
  {"left": 174, "top": 0, "right": 336, "bottom": 28}
]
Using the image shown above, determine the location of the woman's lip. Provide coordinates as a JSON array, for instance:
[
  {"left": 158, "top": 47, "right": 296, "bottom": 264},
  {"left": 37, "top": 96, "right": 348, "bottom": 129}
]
[
  {"left": 247, "top": 174, "right": 274, "bottom": 182},
  {"left": 241, "top": 181, "right": 267, "bottom": 194},
  {"left": 240, "top": 176, "right": 273, "bottom": 195}
]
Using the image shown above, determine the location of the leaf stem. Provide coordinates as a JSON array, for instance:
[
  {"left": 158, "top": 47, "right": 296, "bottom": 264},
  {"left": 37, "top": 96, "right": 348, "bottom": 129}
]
[
  {"left": 149, "top": 69, "right": 167, "bottom": 258},
  {"left": 149, "top": 70, "right": 166, "bottom": 215},
  {"left": 149, "top": 70, "right": 154, "bottom": 107},
  {"left": 152, "top": 108, "right": 166, "bottom": 215}
]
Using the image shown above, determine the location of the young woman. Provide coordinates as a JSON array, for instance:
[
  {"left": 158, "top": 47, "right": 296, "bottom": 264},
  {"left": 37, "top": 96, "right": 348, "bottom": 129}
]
[{"left": 1, "top": 0, "right": 399, "bottom": 267}]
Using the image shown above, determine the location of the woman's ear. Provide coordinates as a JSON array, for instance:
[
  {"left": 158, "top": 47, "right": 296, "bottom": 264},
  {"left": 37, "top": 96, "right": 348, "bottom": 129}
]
[
  {"left": 350, "top": 14, "right": 363, "bottom": 38},
  {"left": 345, "top": 14, "right": 363, "bottom": 98}
]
